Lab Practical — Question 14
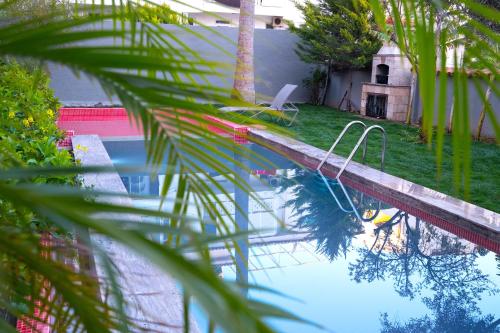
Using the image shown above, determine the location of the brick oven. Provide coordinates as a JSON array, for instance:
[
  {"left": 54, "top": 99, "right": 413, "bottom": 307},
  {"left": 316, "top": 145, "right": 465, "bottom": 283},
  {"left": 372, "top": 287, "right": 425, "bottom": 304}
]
[{"left": 360, "top": 43, "right": 412, "bottom": 122}]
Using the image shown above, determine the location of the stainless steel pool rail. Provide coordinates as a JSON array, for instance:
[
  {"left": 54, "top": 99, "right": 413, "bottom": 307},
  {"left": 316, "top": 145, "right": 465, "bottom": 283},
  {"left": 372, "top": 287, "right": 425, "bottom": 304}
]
[
  {"left": 316, "top": 122, "right": 386, "bottom": 221},
  {"left": 316, "top": 120, "right": 368, "bottom": 171},
  {"left": 336, "top": 125, "right": 386, "bottom": 179},
  {"left": 317, "top": 121, "right": 387, "bottom": 180}
]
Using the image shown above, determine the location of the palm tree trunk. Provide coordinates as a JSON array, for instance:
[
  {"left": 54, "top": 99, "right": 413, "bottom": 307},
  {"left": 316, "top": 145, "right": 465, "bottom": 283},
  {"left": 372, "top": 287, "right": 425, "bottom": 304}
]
[{"left": 232, "top": 0, "right": 255, "bottom": 103}]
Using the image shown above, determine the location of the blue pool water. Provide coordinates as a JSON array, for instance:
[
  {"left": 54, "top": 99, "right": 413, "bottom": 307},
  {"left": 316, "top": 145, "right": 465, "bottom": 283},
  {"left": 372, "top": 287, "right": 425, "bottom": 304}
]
[{"left": 104, "top": 140, "right": 500, "bottom": 333}]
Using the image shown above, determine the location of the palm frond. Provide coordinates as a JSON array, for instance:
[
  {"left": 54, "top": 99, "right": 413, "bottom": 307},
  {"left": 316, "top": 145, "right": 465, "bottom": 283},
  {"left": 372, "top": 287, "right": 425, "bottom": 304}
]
[
  {"left": 371, "top": 0, "right": 499, "bottom": 197},
  {"left": 0, "top": 0, "right": 299, "bottom": 331}
]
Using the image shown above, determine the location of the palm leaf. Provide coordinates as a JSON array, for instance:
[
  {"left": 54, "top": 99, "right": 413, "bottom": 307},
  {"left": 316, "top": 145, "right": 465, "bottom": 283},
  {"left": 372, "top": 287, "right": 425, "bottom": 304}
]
[
  {"left": 0, "top": 0, "right": 300, "bottom": 332},
  {"left": 373, "top": 0, "right": 499, "bottom": 198}
]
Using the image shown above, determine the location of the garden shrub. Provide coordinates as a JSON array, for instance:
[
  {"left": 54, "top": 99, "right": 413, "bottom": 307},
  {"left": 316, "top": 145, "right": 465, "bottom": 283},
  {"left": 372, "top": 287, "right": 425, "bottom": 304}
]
[
  {"left": 0, "top": 61, "right": 72, "bottom": 170},
  {"left": 0, "top": 60, "right": 75, "bottom": 230}
]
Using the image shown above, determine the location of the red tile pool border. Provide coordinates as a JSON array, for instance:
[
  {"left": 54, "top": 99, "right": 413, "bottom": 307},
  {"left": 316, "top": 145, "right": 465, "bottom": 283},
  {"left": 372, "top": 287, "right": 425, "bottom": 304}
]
[
  {"left": 57, "top": 107, "right": 143, "bottom": 140},
  {"left": 57, "top": 107, "right": 128, "bottom": 120},
  {"left": 16, "top": 236, "right": 52, "bottom": 333},
  {"left": 56, "top": 107, "right": 249, "bottom": 144}
]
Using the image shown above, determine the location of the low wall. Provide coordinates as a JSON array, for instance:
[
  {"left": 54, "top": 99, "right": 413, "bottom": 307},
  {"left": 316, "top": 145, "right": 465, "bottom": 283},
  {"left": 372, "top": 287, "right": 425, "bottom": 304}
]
[
  {"left": 48, "top": 24, "right": 313, "bottom": 106},
  {"left": 325, "top": 70, "right": 372, "bottom": 111},
  {"left": 412, "top": 74, "right": 499, "bottom": 139}
]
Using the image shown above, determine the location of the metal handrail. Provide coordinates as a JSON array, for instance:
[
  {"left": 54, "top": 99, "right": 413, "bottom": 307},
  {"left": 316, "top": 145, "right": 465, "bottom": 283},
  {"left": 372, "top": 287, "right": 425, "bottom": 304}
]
[
  {"left": 316, "top": 120, "right": 367, "bottom": 171},
  {"left": 336, "top": 125, "right": 386, "bottom": 180}
]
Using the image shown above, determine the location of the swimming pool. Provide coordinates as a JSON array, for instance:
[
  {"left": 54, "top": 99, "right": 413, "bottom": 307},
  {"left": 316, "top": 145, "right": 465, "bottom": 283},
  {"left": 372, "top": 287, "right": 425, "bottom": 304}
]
[{"left": 104, "top": 139, "right": 500, "bottom": 333}]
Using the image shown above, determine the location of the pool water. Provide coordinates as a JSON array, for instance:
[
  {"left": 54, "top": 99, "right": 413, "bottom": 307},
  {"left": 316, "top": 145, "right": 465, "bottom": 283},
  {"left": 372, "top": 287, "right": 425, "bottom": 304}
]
[{"left": 104, "top": 140, "right": 500, "bottom": 333}]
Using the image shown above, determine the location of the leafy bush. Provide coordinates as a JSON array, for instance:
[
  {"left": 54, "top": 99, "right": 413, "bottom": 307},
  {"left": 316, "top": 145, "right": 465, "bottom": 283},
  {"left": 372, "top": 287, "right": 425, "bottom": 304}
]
[
  {"left": 0, "top": 61, "right": 71, "bottom": 167},
  {"left": 130, "top": 3, "right": 189, "bottom": 24},
  {"left": 303, "top": 68, "right": 327, "bottom": 105},
  {"left": 0, "top": 60, "right": 74, "bottom": 230}
]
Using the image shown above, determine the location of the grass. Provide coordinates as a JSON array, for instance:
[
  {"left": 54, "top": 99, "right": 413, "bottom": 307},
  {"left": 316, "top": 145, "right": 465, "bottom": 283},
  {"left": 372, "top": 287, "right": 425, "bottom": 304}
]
[{"left": 285, "top": 104, "right": 500, "bottom": 213}]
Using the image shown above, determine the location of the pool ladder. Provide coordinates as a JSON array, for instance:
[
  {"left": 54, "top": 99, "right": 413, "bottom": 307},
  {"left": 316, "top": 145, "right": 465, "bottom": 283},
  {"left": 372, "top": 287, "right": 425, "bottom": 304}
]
[
  {"left": 316, "top": 120, "right": 387, "bottom": 178},
  {"left": 316, "top": 120, "right": 387, "bottom": 221}
]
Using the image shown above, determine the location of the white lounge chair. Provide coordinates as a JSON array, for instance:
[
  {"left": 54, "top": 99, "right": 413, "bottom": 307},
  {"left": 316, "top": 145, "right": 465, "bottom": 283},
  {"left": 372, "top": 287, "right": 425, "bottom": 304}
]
[{"left": 219, "top": 84, "right": 299, "bottom": 126}]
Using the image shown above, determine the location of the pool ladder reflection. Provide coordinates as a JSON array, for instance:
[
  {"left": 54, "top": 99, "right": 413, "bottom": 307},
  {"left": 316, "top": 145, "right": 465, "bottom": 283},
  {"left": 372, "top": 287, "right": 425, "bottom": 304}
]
[
  {"left": 317, "top": 170, "right": 381, "bottom": 222},
  {"left": 316, "top": 120, "right": 387, "bottom": 221}
]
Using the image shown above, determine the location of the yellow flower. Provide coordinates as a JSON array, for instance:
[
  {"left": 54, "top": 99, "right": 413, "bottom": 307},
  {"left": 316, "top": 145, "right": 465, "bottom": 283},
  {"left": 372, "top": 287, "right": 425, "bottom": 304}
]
[
  {"left": 8, "top": 111, "right": 15, "bottom": 119},
  {"left": 28, "top": 116, "right": 34, "bottom": 123},
  {"left": 75, "top": 144, "right": 89, "bottom": 152},
  {"left": 46, "top": 109, "right": 54, "bottom": 118},
  {"left": 22, "top": 119, "right": 30, "bottom": 127}
]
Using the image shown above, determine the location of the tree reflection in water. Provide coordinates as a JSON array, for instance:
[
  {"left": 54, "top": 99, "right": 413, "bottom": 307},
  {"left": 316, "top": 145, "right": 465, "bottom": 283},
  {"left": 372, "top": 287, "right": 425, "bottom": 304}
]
[
  {"left": 279, "top": 168, "right": 499, "bottom": 333},
  {"left": 348, "top": 207, "right": 499, "bottom": 332},
  {"left": 380, "top": 291, "right": 500, "bottom": 332},
  {"left": 278, "top": 168, "right": 381, "bottom": 260}
]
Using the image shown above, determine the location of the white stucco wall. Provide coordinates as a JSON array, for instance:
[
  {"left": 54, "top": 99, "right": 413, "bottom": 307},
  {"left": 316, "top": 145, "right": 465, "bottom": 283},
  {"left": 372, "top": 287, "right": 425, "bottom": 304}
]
[{"left": 189, "top": 12, "right": 273, "bottom": 29}]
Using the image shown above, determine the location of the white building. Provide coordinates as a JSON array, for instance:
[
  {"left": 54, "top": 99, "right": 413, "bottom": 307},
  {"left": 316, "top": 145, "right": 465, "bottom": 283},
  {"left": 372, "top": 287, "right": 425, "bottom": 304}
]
[{"left": 160, "top": 0, "right": 305, "bottom": 29}]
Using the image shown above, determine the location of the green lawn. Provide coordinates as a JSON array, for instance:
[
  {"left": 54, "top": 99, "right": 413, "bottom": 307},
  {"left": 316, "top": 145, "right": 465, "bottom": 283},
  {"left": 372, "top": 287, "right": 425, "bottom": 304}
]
[{"left": 286, "top": 104, "right": 500, "bottom": 213}]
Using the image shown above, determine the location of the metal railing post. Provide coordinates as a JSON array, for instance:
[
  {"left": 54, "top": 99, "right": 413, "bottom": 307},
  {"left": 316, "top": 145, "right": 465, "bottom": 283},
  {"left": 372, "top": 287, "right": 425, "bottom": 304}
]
[
  {"left": 317, "top": 120, "right": 367, "bottom": 171},
  {"left": 336, "top": 125, "right": 386, "bottom": 180}
]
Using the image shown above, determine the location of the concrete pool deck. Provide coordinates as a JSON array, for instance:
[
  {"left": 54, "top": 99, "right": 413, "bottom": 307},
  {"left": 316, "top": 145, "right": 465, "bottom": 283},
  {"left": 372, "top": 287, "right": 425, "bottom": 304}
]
[{"left": 248, "top": 128, "right": 499, "bottom": 250}]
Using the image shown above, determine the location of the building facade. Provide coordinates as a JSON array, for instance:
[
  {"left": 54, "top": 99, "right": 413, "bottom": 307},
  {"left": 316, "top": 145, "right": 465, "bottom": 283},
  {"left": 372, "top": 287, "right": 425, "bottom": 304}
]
[{"left": 161, "top": 0, "right": 304, "bottom": 28}]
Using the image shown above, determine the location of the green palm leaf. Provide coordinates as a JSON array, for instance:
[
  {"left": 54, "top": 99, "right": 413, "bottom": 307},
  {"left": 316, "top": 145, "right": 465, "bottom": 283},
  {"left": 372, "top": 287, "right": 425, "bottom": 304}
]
[
  {"left": 0, "top": 1, "right": 298, "bottom": 332},
  {"left": 370, "top": 0, "right": 499, "bottom": 197}
]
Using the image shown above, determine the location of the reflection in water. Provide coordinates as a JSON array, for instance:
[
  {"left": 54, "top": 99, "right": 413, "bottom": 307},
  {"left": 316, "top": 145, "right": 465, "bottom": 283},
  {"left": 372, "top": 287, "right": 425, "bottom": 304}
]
[
  {"left": 278, "top": 168, "right": 382, "bottom": 260},
  {"left": 351, "top": 216, "right": 500, "bottom": 332},
  {"left": 280, "top": 168, "right": 499, "bottom": 333},
  {"left": 380, "top": 291, "right": 499, "bottom": 332},
  {"left": 349, "top": 215, "right": 493, "bottom": 300},
  {"left": 107, "top": 140, "right": 499, "bottom": 333}
]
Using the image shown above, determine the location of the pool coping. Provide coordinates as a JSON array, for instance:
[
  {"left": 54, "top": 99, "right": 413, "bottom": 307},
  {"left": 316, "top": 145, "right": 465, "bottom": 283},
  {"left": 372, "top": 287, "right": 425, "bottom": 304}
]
[{"left": 248, "top": 128, "right": 500, "bottom": 250}]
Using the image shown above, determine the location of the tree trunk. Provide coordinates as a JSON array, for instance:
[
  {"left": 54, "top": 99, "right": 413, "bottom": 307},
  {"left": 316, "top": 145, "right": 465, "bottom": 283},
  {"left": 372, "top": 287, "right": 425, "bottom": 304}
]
[
  {"left": 232, "top": 0, "right": 255, "bottom": 103},
  {"left": 406, "top": 69, "right": 417, "bottom": 125},
  {"left": 475, "top": 75, "right": 493, "bottom": 141},
  {"left": 447, "top": 99, "right": 455, "bottom": 133},
  {"left": 320, "top": 60, "right": 332, "bottom": 106},
  {"left": 0, "top": 309, "right": 16, "bottom": 327},
  {"left": 347, "top": 70, "right": 353, "bottom": 111}
]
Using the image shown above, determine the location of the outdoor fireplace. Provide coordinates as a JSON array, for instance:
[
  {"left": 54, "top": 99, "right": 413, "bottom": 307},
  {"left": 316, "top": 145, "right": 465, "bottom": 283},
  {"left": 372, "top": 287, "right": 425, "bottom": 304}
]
[
  {"left": 366, "top": 94, "right": 387, "bottom": 118},
  {"left": 375, "top": 64, "right": 389, "bottom": 84},
  {"left": 360, "top": 43, "right": 412, "bottom": 122}
]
